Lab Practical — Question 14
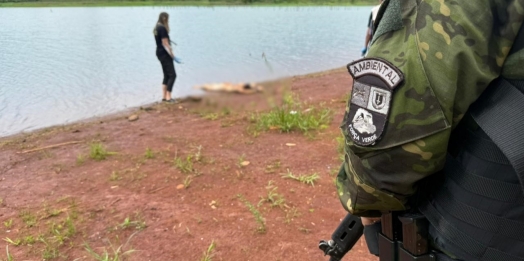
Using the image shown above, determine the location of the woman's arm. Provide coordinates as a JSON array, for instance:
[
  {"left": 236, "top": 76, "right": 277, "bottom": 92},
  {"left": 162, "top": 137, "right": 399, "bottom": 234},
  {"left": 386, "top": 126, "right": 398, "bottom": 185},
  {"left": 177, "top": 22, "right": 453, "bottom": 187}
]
[{"left": 162, "top": 38, "right": 174, "bottom": 58}]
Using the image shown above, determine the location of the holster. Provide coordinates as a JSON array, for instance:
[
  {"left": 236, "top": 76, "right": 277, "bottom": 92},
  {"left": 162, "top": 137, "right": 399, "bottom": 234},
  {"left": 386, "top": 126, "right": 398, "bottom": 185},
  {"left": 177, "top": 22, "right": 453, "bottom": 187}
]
[{"left": 375, "top": 212, "right": 437, "bottom": 261}]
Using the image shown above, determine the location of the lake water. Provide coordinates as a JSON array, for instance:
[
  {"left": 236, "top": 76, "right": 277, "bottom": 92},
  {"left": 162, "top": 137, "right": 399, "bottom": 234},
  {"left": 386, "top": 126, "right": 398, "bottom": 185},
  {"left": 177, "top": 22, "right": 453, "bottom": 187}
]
[{"left": 0, "top": 6, "right": 370, "bottom": 137}]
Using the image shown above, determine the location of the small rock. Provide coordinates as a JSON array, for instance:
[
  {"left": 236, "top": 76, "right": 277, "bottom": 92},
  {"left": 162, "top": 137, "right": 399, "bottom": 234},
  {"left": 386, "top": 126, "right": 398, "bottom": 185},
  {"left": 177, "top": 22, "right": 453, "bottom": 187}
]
[
  {"left": 240, "top": 161, "right": 250, "bottom": 166},
  {"left": 128, "top": 115, "right": 139, "bottom": 122},
  {"left": 176, "top": 184, "right": 185, "bottom": 190}
]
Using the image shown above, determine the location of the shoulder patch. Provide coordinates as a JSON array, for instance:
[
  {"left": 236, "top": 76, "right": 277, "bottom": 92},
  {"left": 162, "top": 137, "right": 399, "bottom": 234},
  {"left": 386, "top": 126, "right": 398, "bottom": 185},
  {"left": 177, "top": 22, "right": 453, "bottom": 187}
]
[{"left": 345, "top": 58, "right": 404, "bottom": 146}]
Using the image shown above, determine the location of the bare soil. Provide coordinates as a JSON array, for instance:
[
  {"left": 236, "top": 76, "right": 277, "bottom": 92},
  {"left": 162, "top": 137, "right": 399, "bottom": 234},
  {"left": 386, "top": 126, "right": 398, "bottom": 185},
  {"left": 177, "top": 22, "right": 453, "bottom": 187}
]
[{"left": 0, "top": 68, "right": 377, "bottom": 261}]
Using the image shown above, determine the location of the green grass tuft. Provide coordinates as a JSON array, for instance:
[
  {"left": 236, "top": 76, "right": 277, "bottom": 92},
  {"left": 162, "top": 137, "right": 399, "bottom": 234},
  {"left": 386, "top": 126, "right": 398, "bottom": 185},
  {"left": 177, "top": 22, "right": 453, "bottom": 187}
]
[
  {"left": 200, "top": 240, "right": 216, "bottom": 261},
  {"left": 281, "top": 169, "right": 320, "bottom": 186},
  {"left": 251, "top": 94, "right": 332, "bottom": 134},
  {"left": 89, "top": 143, "right": 116, "bottom": 161},
  {"left": 237, "top": 195, "right": 266, "bottom": 234}
]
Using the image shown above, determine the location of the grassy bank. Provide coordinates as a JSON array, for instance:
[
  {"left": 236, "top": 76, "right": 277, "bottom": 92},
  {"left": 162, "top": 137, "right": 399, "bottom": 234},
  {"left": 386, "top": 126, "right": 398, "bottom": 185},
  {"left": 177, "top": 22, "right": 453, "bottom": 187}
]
[{"left": 0, "top": 0, "right": 378, "bottom": 7}]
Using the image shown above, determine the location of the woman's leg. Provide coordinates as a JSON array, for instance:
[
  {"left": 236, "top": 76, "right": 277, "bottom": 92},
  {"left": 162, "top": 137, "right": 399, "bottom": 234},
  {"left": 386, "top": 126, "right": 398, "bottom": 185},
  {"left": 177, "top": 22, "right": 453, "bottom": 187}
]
[
  {"left": 165, "top": 62, "right": 176, "bottom": 100},
  {"left": 159, "top": 55, "right": 175, "bottom": 100}
]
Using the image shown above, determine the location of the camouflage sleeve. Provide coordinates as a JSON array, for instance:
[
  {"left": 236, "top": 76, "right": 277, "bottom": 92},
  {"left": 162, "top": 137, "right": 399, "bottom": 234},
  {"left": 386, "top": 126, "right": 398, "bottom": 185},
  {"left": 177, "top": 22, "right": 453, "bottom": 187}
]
[{"left": 337, "top": 0, "right": 524, "bottom": 217}]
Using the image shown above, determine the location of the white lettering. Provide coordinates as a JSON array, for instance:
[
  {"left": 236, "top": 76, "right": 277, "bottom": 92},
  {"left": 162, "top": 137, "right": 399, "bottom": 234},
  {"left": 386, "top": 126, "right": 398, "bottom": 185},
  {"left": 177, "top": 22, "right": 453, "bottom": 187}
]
[
  {"left": 362, "top": 134, "right": 377, "bottom": 143},
  {"left": 348, "top": 124, "right": 360, "bottom": 141},
  {"left": 348, "top": 59, "right": 402, "bottom": 89}
]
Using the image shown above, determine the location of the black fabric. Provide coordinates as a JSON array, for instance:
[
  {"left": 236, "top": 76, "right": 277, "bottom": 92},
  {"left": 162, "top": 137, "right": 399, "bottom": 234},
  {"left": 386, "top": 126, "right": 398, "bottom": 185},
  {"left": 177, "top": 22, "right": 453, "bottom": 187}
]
[
  {"left": 470, "top": 79, "right": 524, "bottom": 195},
  {"left": 463, "top": 128, "right": 509, "bottom": 165},
  {"left": 444, "top": 155, "right": 521, "bottom": 203},
  {"left": 155, "top": 24, "right": 170, "bottom": 57},
  {"left": 363, "top": 222, "right": 381, "bottom": 256},
  {"left": 419, "top": 78, "right": 524, "bottom": 261},
  {"left": 433, "top": 183, "right": 524, "bottom": 242},
  {"left": 421, "top": 200, "right": 524, "bottom": 261},
  {"left": 158, "top": 53, "right": 176, "bottom": 92}
]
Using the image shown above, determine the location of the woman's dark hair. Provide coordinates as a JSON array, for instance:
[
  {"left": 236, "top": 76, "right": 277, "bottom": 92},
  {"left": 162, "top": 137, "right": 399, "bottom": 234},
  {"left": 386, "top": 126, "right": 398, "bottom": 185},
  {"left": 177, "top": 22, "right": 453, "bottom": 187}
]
[{"left": 154, "top": 12, "right": 170, "bottom": 34}]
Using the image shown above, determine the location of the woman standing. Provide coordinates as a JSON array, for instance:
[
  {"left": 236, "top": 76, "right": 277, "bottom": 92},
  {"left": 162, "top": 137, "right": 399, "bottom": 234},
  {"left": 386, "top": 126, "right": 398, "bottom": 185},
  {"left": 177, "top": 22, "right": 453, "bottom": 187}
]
[{"left": 154, "top": 12, "right": 177, "bottom": 103}]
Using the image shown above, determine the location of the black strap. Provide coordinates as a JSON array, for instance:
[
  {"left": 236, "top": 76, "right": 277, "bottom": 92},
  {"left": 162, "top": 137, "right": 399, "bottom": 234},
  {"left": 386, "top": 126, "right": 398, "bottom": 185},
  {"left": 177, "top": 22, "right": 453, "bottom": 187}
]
[
  {"left": 470, "top": 78, "right": 524, "bottom": 196},
  {"left": 433, "top": 185, "right": 524, "bottom": 241},
  {"left": 420, "top": 201, "right": 524, "bottom": 261},
  {"left": 445, "top": 155, "right": 522, "bottom": 202},
  {"left": 463, "top": 129, "right": 509, "bottom": 165}
]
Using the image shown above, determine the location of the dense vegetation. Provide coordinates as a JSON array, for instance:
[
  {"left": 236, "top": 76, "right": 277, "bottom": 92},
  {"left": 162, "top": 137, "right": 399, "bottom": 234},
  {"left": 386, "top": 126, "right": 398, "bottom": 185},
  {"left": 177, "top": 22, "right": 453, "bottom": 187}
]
[{"left": 0, "top": 0, "right": 380, "bottom": 7}]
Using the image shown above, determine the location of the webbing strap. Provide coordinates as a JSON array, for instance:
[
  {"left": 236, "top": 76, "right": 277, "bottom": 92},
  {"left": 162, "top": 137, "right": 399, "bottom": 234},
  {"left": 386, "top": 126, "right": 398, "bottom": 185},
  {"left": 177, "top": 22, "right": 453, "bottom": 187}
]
[
  {"left": 433, "top": 185, "right": 524, "bottom": 241},
  {"left": 463, "top": 129, "right": 509, "bottom": 165},
  {"left": 470, "top": 78, "right": 524, "bottom": 196},
  {"left": 445, "top": 156, "right": 522, "bottom": 202},
  {"left": 419, "top": 202, "right": 524, "bottom": 261}
]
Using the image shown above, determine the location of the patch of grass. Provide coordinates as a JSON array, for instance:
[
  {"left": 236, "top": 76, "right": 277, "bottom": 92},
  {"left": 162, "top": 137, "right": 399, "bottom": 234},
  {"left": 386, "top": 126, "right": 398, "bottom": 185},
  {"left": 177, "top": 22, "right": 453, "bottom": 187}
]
[
  {"left": 237, "top": 195, "right": 266, "bottom": 234},
  {"left": 3, "top": 245, "right": 14, "bottom": 261},
  {"left": 183, "top": 176, "right": 193, "bottom": 189},
  {"left": 19, "top": 210, "right": 37, "bottom": 228},
  {"left": 144, "top": 148, "right": 155, "bottom": 159},
  {"left": 281, "top": 169, "right": 320, "bottom": 186},
  {"left": 3, "top": 219, "right": 13, "bottom": 229},
  {"left": 284, "top": 207, "right": 301, "bottom": 224},
  {"left": 258, "top": 182, "right": 287, "bottom": 209},
  {"left": 200, "top": 240, "right": 216, "bottom": 261},
  {"left": 173, "top": 155, "right": 194, "bottom": 173},
  {"left": 40, "top": 237, "right": 60, "bottom": 260},
  {"left": 202, "top": 112, "right": 220, "bottom": 121},
  {"left": 118, "top": 217, "right": 146, "bottom": 231},
  {"left": 76, "top": 154, "right": 86, "bottom": 165},
  {"left": 3, "top": 237, "right": 21, "bottom": 246},
  {"left": 89, "top": 142, "right": 116, "bottom": 161},
  {"left": 23, "top": 235, "right": 36, "bottom": 245},
  {"left": 251, "top": 94, "right": 332, "bottom": 134},
  {"left": 299, "top": 227, "right": 311, "bottom": 234},
  {"left": 264, "top": 160, "right": 281, "bottom": 173},
  {"left": 84, "top": 233, "right": 138, "bottom": 261},
  {"left": 193, "top": 145, "right": 203, "bottom": 162},
  {"left": 109, "top": 171, "right": 122, "bottom": 181}
]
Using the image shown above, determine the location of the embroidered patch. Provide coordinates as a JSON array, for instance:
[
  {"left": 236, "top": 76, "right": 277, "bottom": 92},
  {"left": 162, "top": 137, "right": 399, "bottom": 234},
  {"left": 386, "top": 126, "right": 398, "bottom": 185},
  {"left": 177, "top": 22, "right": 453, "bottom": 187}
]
[{"left": 346, "top": 58, "right": 404, "bottom": 146}]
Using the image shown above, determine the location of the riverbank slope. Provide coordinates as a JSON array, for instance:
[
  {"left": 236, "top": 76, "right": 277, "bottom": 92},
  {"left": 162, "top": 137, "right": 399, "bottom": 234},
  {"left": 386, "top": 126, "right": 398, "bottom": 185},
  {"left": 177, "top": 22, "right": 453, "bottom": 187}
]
[{"left": 0, "top": 68, "right": 377, "bottom": 261}]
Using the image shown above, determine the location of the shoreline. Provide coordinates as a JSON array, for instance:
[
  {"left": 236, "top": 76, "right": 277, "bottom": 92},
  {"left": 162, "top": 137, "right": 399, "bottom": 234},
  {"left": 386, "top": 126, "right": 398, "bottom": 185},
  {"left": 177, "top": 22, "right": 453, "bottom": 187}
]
[{"left": 0, "top": 67, "right": 345, "bottom": 145}]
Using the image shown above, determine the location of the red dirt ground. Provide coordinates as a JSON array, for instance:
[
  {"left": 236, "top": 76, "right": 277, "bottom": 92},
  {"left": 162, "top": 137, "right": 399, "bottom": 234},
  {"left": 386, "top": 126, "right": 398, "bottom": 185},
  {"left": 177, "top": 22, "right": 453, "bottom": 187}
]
[{"left": 0, "top": 68, "right": 378, "bottom": 261}]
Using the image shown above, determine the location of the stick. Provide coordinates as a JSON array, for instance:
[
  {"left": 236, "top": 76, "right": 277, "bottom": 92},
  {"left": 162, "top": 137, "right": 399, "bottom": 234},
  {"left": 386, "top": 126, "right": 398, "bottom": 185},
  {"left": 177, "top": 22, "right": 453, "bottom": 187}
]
[
  {"left": 149, "top": 186, "right": 169, "bottom": 194},
  {"left": 17, "top": 141, "right": 83, "bottom": 154}
]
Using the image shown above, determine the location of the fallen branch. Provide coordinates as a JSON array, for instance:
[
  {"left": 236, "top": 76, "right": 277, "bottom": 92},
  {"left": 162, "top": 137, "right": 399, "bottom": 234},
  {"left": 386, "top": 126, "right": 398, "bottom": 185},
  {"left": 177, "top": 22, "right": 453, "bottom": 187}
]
[{"left": 17, "top": 141, "right": 83, "bottom": 154}]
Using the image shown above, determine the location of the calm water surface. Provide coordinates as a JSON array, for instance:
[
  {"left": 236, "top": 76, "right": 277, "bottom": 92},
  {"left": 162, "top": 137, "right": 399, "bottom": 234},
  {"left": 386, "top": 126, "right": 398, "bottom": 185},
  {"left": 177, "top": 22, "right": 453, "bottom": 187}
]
[{"left": 0, "top": 6, "right": 370, "bottom": 137}]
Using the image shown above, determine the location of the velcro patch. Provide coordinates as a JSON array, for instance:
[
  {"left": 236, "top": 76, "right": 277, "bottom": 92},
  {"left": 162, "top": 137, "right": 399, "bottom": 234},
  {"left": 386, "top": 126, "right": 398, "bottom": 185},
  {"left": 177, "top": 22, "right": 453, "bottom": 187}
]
[{"left": 346, "top": 58, "right": 404, "bottom": 146}]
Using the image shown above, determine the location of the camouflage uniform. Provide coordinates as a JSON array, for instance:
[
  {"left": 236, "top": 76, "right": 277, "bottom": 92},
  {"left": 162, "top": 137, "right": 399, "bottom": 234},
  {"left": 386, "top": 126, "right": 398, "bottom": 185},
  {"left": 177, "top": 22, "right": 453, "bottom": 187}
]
[{"left": 337, "top": 0, "right": 524, "bottom": 218}]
